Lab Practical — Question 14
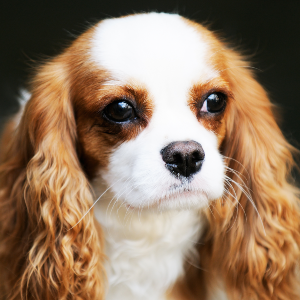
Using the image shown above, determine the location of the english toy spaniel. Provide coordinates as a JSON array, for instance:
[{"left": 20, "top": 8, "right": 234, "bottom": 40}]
[{"left": 0, "top": 12, "right": 299, "bottom": 300}]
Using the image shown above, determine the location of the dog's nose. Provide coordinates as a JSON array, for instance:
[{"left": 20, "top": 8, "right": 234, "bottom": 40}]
[{"left": 161, "top": 141, "right": 205, "bottom": 178}]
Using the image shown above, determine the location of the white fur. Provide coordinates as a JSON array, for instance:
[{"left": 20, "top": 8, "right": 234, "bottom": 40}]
[
  {"left": 94, "top": 189, "right": 203, "bottom": 300},
  {"left": 91, "top": 13, "right": 228, "bottom": 300},
  {"left": 14, "top": 89, "right": 31, "bottom": 128}
]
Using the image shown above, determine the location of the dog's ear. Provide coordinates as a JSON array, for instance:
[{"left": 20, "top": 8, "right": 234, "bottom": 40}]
[
  {"left": 0, "top": 56, "right": 105, "bottom": 300},
  {"left": 202, "top": 50, "right": 300, "bottom": 300}
]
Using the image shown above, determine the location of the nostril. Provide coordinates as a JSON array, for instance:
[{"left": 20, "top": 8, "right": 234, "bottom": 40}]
[
  {"left": 172, "top": 153, "right": 183, "bottom": 164},
  {"left": 191, "top": 151, "right": 203, "bottom": 163}
]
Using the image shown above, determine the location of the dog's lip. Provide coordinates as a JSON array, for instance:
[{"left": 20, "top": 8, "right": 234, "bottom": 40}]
[
  {"left": 125, "top": 189, "right": 205, "bottom": 209},
  {"left": 158, "top": 189, "right": 208, "bottom": 208},
  {"left": 161, "top": 189, "right": 204, "bottom": 200}
]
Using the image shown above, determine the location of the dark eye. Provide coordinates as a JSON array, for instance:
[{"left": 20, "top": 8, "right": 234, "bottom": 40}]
[
  {"left": 104, "top": 100, "right": 135, "bottom": 122},
  {"left": 201, "top": 93, "right": 226, "bottom": 113}
]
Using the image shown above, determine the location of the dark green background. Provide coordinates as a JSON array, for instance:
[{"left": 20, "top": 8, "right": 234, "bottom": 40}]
[{"left": 1, "top": 0, "right": 299, "bottom": 148}]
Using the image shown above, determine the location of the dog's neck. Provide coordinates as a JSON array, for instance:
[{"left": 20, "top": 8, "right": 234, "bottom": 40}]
[{"left": 93, "top": 183, "right": 204, "bottom": 300}]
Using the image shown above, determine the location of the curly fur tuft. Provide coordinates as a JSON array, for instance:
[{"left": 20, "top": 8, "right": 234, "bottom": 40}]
[{"left": 0, "top": 58, "right": 105, "bottom": 300}]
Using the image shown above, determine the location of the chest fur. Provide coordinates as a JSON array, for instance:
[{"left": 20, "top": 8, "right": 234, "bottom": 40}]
[{"left": 94, "top": 199, "right": 202, "bottom": 300}]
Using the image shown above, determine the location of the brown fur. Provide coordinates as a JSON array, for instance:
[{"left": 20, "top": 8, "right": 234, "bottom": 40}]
[
  {"left": 188, "top": 82, "right": 232, "bottom": 145},
  {"left": 0, "top": 14, "right": 300, "bottom": 300},
  {"left": 0, "top": 53, "right": 106, "bottom": 299}
]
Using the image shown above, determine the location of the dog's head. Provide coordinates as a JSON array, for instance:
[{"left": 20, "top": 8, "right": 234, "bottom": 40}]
[
  {"left": 1, "top": 12, "right": 300, "bottom": 300},
  {"left": 77, "top": 13, "right": 229, "bottom": 210}
]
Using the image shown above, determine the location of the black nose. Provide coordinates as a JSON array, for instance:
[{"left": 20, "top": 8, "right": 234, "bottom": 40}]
[{"left": 161, "top": 141, "right": 205, "bottom": 178}]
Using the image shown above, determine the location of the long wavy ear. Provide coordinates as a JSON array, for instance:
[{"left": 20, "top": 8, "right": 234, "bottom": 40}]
[
  {"left": 0, "top": 56, "right": 105, "bottom": 300},
  {"left": 201, "top": 50, "right": 300, "bottom": 300}
]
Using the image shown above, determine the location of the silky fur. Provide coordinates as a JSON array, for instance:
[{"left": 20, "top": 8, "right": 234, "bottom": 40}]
[{"left": 0, "top": 12, "right": 300, "bottom": 300}]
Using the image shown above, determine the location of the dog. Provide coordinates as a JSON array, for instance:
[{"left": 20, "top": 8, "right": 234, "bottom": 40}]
[{"left": 0, "top": 12, "right": 299, "bottom": 300}]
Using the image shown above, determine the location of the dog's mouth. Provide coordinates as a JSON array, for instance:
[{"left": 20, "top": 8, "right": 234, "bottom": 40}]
[
  {"left": 124, "top": 183, "right": 208, "bottom": 211},
  {"left": 162, "top": 188, "right": 206, "bottom": 201}
]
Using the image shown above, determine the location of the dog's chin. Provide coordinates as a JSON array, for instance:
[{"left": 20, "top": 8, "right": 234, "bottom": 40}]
[{"left": 124, "top": 191, "right": 210, "bottom": 212}]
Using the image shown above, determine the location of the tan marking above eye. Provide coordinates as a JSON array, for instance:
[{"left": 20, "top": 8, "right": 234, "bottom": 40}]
[{"left": 187, "top": 82, "right": 232, "bottom": 143}]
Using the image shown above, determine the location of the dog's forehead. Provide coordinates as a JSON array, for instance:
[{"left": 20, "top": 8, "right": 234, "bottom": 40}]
[{"left": 91, "top": 13, "right": 218, "bottom": 98}]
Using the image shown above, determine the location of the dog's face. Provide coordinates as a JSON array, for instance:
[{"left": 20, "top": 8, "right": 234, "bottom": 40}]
[{"left": 74, "top": 13, "right": 232, "bottom": 210}]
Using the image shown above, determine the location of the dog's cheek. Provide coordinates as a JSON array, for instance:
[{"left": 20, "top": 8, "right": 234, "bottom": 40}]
[{"left": 77, "top": 128, "right": 115, "bottom": 179}]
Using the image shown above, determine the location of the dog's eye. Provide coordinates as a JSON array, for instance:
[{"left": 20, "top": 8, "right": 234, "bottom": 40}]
[
  {"left": 201, "top": 93, "right": 226, "bottom": 113},
  {"left": 104, "top": 100, "right": 135, "bottom": 122}
]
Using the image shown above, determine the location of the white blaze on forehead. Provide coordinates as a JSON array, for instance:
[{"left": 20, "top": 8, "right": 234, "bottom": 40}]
[{"left": 91, "top": 13, "right": 218, "bottom": 94}]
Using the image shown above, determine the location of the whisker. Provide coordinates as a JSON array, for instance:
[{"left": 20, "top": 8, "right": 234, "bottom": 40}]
[
  {"left": 223, "top": 181, "right": 247, "bottom": 220},
  {"left": 225, "top": 175, "right": 266, "bottom": 235},
  {"left": 224, "top": 178, "right": 239, "bottom": 204},
  {"left": 106, "top": 176, "right": 134, "bottom": 217},
  {"left": 209, "top": 199, "right": 221, "bottom": 217},
  {"left": 223, "top": 179, "right": 248, "bottom": 233},
  {"left": 223, "top": 193, "right": 239, "bottom": 233},
  {"left": 207, "top": 202, "right": 216, "bottom": 219},
  {"left": 108, "top": 177, "right": 136, "bottom": 220},
  {"left": 68, "top": 175, "right": 127, "bottom": 230},
  {"left": 222, "top": 155, "right": 247, "bottom": 169},
  {"left": 224, "top": 165, "right": 249, "bottom": 186}
]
